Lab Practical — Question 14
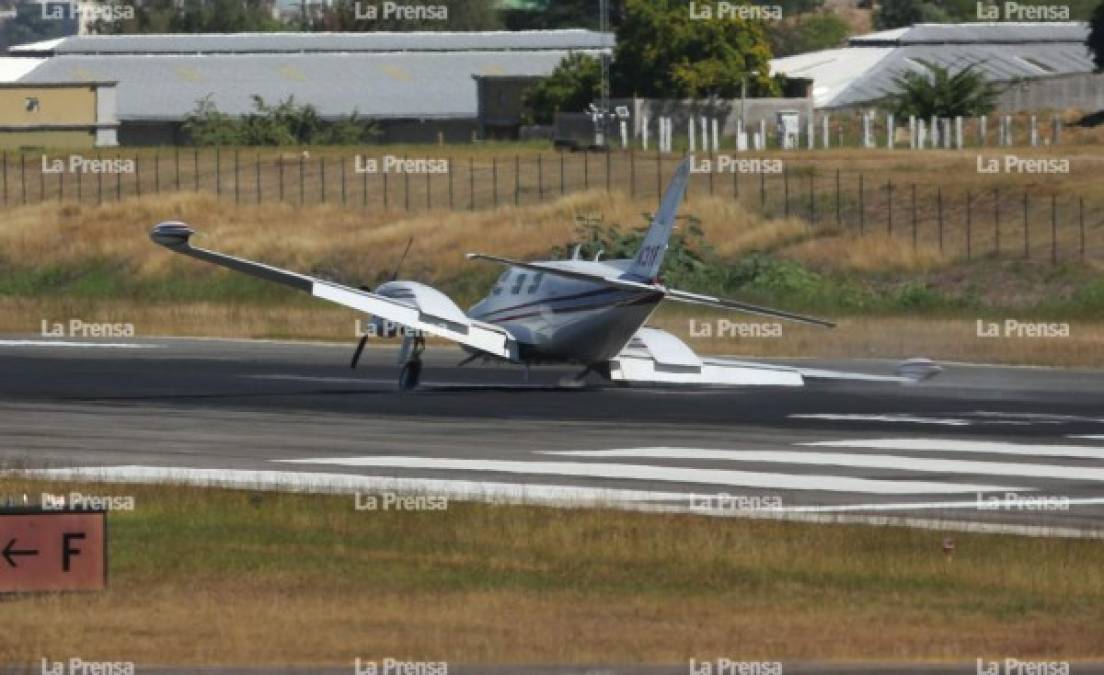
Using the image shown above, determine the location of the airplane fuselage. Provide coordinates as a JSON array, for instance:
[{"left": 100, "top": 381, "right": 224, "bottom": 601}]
[{"left": 466, "top": 259, "right": 664, "bottom": 365}]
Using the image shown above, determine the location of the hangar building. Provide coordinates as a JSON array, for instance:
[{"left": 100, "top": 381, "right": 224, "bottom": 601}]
[
  {"left": 0, "top": 29, "right": 612, "bottom": 145},
  {"left": 770, "top": 22, "right": 1104, "bottom": 112}
]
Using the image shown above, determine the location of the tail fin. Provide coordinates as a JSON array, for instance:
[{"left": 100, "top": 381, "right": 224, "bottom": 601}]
[{"left": 621, "top": 155, "right": 692, "bottom": 283}]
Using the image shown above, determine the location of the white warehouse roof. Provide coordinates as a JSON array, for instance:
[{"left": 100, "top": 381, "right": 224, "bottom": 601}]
[{"left": 771, "top": 22, "right": 1095, "bottom": 109}]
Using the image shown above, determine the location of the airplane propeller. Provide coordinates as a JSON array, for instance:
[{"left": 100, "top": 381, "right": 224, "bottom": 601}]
[{"left": 351, "top": 237, "right": 414, "bottom": 370}]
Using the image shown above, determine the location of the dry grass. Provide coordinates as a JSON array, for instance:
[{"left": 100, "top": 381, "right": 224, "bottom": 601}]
[
  {"left": 784, "top": 232, "right": 947, "bottom": 273},
  {"left": 1, "top": 479, "right": 1102, "bottom": 665},
  {"left": 0, "top": 191, "right": 823, "bottom": 287}
]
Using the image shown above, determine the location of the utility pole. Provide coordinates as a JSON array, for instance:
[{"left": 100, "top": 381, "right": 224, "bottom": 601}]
[{"left": 599, "top": 0, "right": 611, "bottom": 149}]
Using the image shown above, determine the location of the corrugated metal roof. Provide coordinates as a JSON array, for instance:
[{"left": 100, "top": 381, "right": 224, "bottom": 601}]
[
  {"left": 772, "top": 22, "right": 1095, "bottom": 108},
  {"left": 10, "top": 29, "right": 614, "bottom": 55},
  {"left": 17, "top": 49, "right": 603, "bottom": 120},
  {"left": 851, "top": 22, "right": 1089, "bottom": 45}
]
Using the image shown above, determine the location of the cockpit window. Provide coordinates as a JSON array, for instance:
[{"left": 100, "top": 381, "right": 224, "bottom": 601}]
[
  {"left": 527, "top": 272, "right": 543, "bottom": 294},
  {"left": 492, "top": 271, "right": 510, "bottom": 295},
  {"left": 510, "top": 273, "right": 527, "bottom": 295}
]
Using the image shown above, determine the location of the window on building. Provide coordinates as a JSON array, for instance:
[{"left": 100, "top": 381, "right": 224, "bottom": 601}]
[{"left": 24, "top": 97, "right": 39, "bottom": 113}]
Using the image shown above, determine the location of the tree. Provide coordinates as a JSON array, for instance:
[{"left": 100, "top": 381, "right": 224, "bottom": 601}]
[
  {"left": 95, "top": 0, "right": 282, "bottom": 34},
  {"left": 183, "top": 95, "right": 380, "bottom": 146},
  {"left": 523, "top": 52, "right": 602, "bottom": 124},
  {"left": 768, "top": 12, "right": 851, "bottom": 57},
  {"left": 1091, "top": 0, "right": 1104, "bottom": 71},
  {"left": 883, "top": 62, "right": 1002, "bottom": 117},
  {"left": 0, "top": 2, "right": 76, "bottom": 50},
  {"left": 612, "top": 0, "right": 777, "bottom": 98}
]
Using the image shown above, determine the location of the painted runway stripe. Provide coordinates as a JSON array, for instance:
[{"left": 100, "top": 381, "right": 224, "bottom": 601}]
[
  {"left": 273, "top": 456, "right": 1026, "bottom": 494},
  {"left": 1070, "top": 435, "right": 1104, "bottom": 441},
  {"left": 17, "top": 466, "right": 1102, "bottom": 540},
  {"left": 789, "top": 414, "right": 972, "bottom": 426},
  {"left": 704, "top": 496, "right": 1104, "bottom": 513},
  {"left": 0, "top": 340, "right": 158, "bottom": 349},
  {"left": 542, "top": 447, "right": 1104, "bottom": 483},
  {"left": 21, "top": 465, "right": 692, "bottom": 506},
  {"left": 803, "top": 438, "right": 1104, "bottom": 460}
]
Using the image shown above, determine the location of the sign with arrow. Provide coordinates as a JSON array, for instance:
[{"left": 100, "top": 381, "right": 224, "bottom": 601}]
[{"left": 0, "top": 511, "right": 106, "bottom": 592}]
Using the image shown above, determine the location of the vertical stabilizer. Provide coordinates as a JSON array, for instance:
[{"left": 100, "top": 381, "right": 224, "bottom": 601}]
[{"left": 621, "top": 155, "right": 692, "bottom": 282}]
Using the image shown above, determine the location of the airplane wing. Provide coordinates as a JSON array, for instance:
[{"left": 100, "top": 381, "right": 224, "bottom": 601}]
[
  {"left": 150, "top": 221, "right": 517, "bottom": 360},
  {"left": 661, "top": 287, "right": 835, "bottom": 328},
  {"left": 467, "top": 252, "right": 833, "bottom": 328},
  {"left": 611, "top": 328, "right": 941, "bottom": 387}
]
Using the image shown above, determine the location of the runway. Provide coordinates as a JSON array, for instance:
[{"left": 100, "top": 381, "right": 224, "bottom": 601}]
[{"left": 2, "top": 336, "right": 1104, "bottom": 535}]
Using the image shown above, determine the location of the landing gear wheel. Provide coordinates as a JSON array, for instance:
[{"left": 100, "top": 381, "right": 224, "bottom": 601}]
[{"left": 399, "top": 359, "right": 422, "bottom": 391}]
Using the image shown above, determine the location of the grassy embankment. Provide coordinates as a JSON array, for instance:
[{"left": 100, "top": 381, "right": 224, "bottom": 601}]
[
  {"left": 1, "top": 478, "right": 1102, "bottom": 665},
  {"left": 1, "top": 176, "right": 1102, "bottom": 365}
]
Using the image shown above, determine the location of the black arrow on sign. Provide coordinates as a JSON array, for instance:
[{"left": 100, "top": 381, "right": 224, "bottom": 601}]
[{"left": 3, "top": 538, "right": 39, "bottom": 567}]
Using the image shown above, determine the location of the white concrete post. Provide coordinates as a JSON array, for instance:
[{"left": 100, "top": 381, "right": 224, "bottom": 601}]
[
  {"left": 917, "top": 118, "right": 926, "bottom": 149},
  {"left": 822, "top": 115, "right": 830, "bottom": 149},
  {"left": 979, "top": 116, "right": 987, "bottom": 146},
  {"left": 1030, "top": 114, "right": 1038, "bottom": 147},
  {"left": 688, "top": 116, "right": 696, "bottom": 153},
  {"left": 711, "top": 117, "right": 720, "bottom": 151},
  {"left": 943, "top": 118, "right": 952, "bottom": 149},
  {"left": 909, "top": 115, "right": 916, "bottom": 149},
  {"left": 759, "top": 119, "right": 767, "bottom": 149},
  {"left": 886, "top": 113, "right": 895, "bottom": 149},
  {"left": 955, "top": 116, "right": 963, "bottom": 150},
  {"left": 1052, "top": 114, "right": 1061, "bottom": 145},
  {"left": 930, "top": 116, "right": 939, "bottom": 148}
]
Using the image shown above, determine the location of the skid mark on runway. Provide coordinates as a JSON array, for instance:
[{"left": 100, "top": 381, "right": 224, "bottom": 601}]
[
  {"left": 542, "top": 447, "right": 1104, "bottom": 482},
  {"left": 274, "top": 456, "right": 1026, "bottom": 494},
  {"left": 803, "top": 438, "right": 1104, "bottom": 460}
]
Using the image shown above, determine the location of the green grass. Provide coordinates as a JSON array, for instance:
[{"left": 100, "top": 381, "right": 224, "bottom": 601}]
[{"left": 2, "top": 478, "right": 1103, "bottom": 665}]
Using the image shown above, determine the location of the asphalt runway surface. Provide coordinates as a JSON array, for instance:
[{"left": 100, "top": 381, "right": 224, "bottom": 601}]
[{"left": 2, "top": 336, "right": 1104, "bottom": 535}]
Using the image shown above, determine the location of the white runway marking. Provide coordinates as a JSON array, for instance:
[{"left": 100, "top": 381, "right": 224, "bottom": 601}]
[
  {"left": 804, "top": 438, "right": 1104, "bottom": 461},
  {"left": 16, "top": 465, "right": 1104, "bottom": 540},
  {"left": 543, "top": 447, "right": 1104, "bottom": 483},
  {"left": 789, "top": 414, "right": 972, "bottom": 426},
  {"left": 1070, "top": 435, "right": 1104, "bottom": 441},
  {"left": 274, "top": 456, "right": 1026, "bottom": 494},
  {"left": 0, "top": 340, "right": 157, "bottom": 349},
  {"left": 21, "top": 465, "right": 691, "bottom": 506}
]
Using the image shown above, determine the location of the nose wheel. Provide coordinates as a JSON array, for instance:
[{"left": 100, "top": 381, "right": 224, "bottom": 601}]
[{"left": 397, "top": 335, "right": 425, "bottom": 391}]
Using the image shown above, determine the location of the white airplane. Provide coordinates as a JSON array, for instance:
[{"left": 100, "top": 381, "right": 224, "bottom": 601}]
[{"left": 151, "top": 155, "right": 938, "bottom": 390}]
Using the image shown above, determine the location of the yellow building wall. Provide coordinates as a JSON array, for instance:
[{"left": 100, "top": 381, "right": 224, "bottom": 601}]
[
  {"left": 0, "top": 86, "right": 98, "bottom": 126},
  {"left": 0, "top": 130, "right": 97, "bottom": 150}
]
